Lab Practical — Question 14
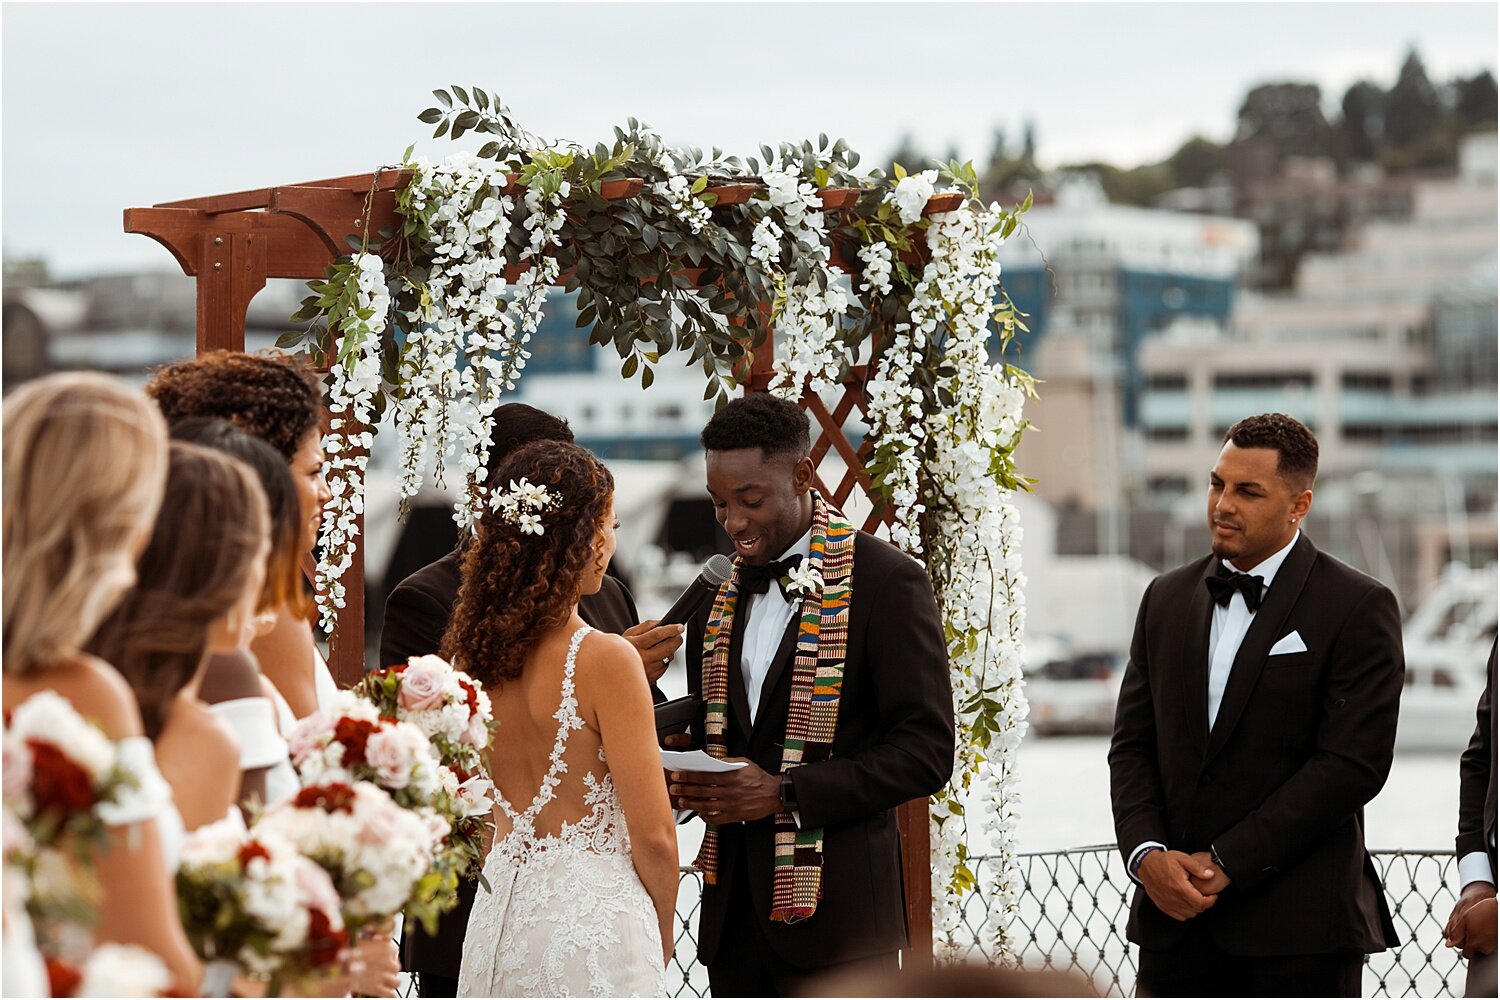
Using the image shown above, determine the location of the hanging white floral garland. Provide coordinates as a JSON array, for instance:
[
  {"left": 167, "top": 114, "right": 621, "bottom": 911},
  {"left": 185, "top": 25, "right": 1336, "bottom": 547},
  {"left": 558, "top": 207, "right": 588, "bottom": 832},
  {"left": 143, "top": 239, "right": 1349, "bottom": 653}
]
[
  {"left": 862, "top": 179, "right": 1032, "bottom": 960},
  {"left": 761, "top": 163, "right": 853, "bottom": 400},
  {"left": 314, "top": 252, "right": 387, "bottom": 631}
]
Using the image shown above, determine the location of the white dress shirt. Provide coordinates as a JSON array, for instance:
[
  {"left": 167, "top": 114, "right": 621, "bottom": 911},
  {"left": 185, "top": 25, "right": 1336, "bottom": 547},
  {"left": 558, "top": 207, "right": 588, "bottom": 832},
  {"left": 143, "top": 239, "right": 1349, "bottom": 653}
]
[
  {"left": 739, "top": 528, "right": 813, "bottom": 727},
  {"left": 1458, "top": 850, "right": 1496, "bottom": 889},
  {"left": 1206, "top": 530, "right": 1300, "bottom": 729},
  {"left": 1128, "top": 531, "right": 1300, "bottom": 881}
]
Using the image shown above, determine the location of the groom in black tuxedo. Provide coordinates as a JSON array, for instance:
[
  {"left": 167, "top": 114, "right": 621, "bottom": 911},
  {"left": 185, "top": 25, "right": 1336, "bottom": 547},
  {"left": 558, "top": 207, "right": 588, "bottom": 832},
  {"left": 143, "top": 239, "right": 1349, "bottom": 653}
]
[
  {"left": 380, "top": 403, "right": 683, "bottom": 997},
  {"left": 668, "top": 393, "right": 955, "bottom": 997},
  {"left": 1109, "top": 413, "right": 1403, "bottom": 997}
]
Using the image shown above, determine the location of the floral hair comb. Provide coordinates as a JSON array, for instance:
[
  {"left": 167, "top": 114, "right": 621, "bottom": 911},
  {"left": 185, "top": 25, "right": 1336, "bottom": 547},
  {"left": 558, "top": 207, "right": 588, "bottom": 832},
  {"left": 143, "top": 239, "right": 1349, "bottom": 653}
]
[{"left": 489, "top": 477, "right": 559, "bottom": 536}]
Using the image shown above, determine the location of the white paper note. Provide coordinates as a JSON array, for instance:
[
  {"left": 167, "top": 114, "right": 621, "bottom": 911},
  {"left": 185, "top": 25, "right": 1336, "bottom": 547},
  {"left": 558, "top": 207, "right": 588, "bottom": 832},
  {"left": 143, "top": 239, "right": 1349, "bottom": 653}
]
[{"left": 661, "top": 749, "right": 748, "bottom": 773}]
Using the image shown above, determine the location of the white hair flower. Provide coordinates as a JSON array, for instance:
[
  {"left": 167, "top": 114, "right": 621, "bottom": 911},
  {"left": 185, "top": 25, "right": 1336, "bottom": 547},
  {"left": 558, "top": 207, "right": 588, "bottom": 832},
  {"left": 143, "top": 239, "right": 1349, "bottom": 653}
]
[{"left": 489, "top": 476, "right": 560, "bottom": 535}]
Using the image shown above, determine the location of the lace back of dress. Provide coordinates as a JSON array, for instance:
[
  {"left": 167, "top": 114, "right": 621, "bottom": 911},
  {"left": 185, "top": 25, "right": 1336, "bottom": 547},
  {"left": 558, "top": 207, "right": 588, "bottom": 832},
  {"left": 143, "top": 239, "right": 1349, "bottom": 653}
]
[{"left": 490, "top": 625, "right": 627, "bottom": 860}]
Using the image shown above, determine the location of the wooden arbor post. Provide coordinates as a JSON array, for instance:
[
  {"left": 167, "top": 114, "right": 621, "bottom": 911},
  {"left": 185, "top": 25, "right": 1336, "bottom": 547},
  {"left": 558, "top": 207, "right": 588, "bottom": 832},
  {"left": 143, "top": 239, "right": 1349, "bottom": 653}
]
[{"left": 126, "top": 173, "right": 965, "bottom": 966}]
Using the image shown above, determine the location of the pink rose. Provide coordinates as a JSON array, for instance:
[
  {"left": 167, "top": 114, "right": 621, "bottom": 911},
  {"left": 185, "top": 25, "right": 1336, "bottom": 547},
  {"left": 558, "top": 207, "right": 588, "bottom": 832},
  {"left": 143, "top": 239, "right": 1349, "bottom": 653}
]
[
  {"left": 286, "top": 714, "right": 335, "bottom": 765},
  {"left": 398, "top": 664, "right": 448, "bottom": 713},
  {"left": 363, "top": 730, "right": 413, "bottom": 790}
]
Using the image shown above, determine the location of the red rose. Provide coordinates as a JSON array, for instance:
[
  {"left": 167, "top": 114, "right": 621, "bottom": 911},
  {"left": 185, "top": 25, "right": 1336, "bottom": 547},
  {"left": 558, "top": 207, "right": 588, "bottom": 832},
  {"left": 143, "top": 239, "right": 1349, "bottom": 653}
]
[
  {"left": 28, "top": 740, "right": 96, "bottom": 818},
  {"left": 238, "top": 840, "right": 272, "bottom": 867},
  {"left": 305, "top": 907, "right": 348, "bottom": 966},
  {"left": 457, "top": 679, "right": 480, "bottom": 714},
  {"left": 294, "top": 783, "right": 358, "bottom": 814},
  {"left": 332, "top": 718, "right": 379, "bottom": 767},
  {"left": 45, "top": 956, "right": 82, "bottom": 997}
]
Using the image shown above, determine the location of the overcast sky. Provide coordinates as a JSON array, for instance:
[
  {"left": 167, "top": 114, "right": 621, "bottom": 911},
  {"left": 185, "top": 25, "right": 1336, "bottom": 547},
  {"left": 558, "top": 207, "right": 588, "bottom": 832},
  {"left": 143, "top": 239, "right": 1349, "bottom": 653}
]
[{"left": 3, "top": 1, "right": 1495, "bottom": 277}]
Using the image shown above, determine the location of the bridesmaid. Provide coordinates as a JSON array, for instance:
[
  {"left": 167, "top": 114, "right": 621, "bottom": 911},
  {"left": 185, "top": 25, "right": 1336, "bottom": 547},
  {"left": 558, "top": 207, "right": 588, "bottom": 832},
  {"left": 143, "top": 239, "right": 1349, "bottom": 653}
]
[
  {"left": 148, "top": 353, "right": 402, "bottom": 996},
  {"left": 2, "top": 373, "right": 200, "bottom": 990},
  {"left": 170, "top": 417, "right": 305, "bottom": 811},
  {"left": 86, "top": 442, "right": 270, "bottom": 835},
  {"left": 147, "top": 350, "right": 337, "bottom": 720}
]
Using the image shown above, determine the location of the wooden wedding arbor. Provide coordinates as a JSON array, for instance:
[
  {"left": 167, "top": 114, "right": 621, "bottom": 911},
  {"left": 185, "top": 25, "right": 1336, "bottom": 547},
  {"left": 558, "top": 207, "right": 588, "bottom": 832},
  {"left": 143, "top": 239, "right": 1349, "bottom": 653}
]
[{"left": 126, "top": 170, "right": 965, "bottom": 961}]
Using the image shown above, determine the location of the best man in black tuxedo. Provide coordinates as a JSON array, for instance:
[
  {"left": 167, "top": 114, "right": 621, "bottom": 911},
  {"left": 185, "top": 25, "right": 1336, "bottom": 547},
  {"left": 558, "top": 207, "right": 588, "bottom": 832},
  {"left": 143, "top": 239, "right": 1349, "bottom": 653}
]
[
  {"left": 380, "top": 404, "right": 683, "bottom": 997},
  {"left": 1109, "top": 413, "right": 1403, "bottom": 997},
  {"left": 1445, "top": 641, "right": 1496, "bottom": 997},
  {"left": 668, "top": 394, "right": 955, "bottom": 997}
]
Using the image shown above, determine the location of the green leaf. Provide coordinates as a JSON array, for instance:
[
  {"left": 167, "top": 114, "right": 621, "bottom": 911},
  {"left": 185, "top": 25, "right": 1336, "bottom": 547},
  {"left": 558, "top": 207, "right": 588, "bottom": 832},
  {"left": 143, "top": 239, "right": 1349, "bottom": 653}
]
[
  {"left": 452, "top": 84, "right": 470, "bottom": 105},
  {"left": 690, "top": 175, "right": 708, "bottom": 194},
  {"left": 433, "top": 120, "right": 450, "bottom": 139},
  {"left": 893, "top": 161, "right": 907, "bottom": 181},
  {"left": 474, "top": 88, "right": 489, "bottom": 111},
  {"left": 641, "top": 366, "right": 655, "bottom": 389},
  {"left": 417, "top": 108, "right": 444, "bottom": 124},
  {"left": 621, "top": 354, "right": 639, "bottom": 379}
]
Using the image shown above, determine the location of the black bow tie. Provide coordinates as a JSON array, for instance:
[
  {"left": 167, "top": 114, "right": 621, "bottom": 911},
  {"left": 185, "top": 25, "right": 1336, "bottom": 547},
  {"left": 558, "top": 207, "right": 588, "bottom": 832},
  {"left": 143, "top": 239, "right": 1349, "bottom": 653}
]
[
  {"left": 737, "top": 554, "right": 804, "bottom": 600},
  {"left": 1205, "top": 565, "right": 1265, "bottom": 612}
]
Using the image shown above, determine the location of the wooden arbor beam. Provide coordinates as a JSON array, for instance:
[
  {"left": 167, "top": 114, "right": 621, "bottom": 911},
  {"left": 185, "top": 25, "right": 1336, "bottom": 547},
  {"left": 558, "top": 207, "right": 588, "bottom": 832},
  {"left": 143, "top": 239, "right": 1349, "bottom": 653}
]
[{"left": 125, "top": 172, "right": 970, "bottom": 966}]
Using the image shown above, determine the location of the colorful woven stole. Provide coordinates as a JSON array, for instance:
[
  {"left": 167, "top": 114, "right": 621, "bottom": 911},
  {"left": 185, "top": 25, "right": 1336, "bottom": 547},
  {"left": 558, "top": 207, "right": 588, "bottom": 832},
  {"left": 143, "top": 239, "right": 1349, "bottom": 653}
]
[{"left": 693, "top": 491, "right": 855, "bottom": 923}]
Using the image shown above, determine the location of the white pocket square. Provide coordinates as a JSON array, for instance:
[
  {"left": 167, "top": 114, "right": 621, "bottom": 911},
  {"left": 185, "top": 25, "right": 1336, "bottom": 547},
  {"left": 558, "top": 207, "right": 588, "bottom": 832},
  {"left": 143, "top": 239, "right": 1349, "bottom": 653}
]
[{"left": 1269, "top": 631, "right": 1308, "bottom": 656}]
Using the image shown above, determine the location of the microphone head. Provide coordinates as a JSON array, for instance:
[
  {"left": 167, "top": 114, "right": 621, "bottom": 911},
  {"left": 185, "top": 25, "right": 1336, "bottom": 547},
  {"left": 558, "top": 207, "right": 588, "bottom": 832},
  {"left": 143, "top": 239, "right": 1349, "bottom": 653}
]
[{"left": 702, "top": 554, "right": 735, "bottom": 586}]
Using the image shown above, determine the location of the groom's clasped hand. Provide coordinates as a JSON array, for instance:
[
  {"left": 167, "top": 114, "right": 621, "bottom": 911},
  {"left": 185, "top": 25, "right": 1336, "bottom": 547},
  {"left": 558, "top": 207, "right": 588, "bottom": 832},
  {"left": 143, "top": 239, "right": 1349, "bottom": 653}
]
[{"left": 668, "top": 761, "right": 782, "bottom": 824}]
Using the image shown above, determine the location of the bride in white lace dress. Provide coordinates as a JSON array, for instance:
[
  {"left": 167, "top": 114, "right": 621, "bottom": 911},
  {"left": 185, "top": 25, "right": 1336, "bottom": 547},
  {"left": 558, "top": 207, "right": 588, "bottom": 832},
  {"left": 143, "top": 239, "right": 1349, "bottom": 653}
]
[{"left": 448, "top": 441, "right": 678, "bottom": 998}]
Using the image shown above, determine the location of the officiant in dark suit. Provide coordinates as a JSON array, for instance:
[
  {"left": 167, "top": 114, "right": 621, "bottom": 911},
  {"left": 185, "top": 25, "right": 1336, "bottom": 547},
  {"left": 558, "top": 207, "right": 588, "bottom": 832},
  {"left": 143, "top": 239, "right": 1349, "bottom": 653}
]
[
  {"left": 1109, "top": 413, "right": 1403, "bottom": 997},
  {"left": 667, "top": 393, "right": 955, "bottom": 997},
  {"left": 381, "top": 403, "right": 683, "bottom": 998}
]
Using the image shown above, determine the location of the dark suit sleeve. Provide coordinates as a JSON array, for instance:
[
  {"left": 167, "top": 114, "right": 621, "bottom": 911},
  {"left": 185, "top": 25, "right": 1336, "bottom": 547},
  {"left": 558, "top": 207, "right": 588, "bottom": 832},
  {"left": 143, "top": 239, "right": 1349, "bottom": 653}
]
[
  {"left": 1108, "top": 578, "right": 1171, "bottom": 864},
  {"left": 1212, "top": 583, "right": 1404, "bottom": 891},
  {"left": 1457, "top": 643, "right": 1495, "bottom": 861},
  {"left": 788, "top": 555, "right": 955, "bottom": 831},
  {"left": 380, "top": 583, "right": 452, "bottom": 667}
]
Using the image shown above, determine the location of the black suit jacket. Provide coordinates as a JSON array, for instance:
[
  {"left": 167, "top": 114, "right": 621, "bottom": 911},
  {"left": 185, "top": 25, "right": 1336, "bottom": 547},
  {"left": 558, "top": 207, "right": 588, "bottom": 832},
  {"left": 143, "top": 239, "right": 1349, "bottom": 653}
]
[
  {"left": 1457, "top": 642, "right": 1497, "bottom": 876},
  {"left": 685, "top": 531, "right": 955, "bottom": 970},
  {"left": 380, "top": 547, "right": 647, "bottom": 979},
  {"left": 1109, "top": 533, "right": 1403, "bottom": 956}
]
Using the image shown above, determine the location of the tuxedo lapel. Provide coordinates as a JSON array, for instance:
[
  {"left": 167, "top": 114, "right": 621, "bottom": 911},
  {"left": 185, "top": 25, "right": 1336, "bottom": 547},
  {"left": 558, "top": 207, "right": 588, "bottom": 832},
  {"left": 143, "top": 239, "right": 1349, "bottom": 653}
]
[
  {"left": 725, "top": 609, "right": 754, "bottom": 738},
  {"left": 1204, "top": 533, "right": 1317, "bottom": 763},
  {"left": 1179, "top": 557, "right": 1217, "bottom": 761},
  {"left": 752, "top": 612, "right": 804, "bottom": 737}
]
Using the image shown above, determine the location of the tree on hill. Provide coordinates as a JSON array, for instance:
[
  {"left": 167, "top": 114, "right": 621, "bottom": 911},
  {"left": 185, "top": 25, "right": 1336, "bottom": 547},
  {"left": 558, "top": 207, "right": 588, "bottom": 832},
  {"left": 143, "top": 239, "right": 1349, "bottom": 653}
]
[
  {"left": 1455, "top": 70, "right": 1498, "bottom": 131},
  {"left": 1384, "top": 49, "right": 1440, "bottom": 148}
]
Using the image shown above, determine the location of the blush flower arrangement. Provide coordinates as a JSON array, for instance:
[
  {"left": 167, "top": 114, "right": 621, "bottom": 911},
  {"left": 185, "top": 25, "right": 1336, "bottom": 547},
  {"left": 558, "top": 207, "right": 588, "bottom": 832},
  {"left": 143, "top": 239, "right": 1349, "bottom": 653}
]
[
  {"left": 352, "top": 654, "right": 496, "bottom": 889},
  {"left": 253, "top": 781, "right": 440, "bottom": 934},
  {"left": 175, "top": 819, "right": 349, "bottom": 992}
]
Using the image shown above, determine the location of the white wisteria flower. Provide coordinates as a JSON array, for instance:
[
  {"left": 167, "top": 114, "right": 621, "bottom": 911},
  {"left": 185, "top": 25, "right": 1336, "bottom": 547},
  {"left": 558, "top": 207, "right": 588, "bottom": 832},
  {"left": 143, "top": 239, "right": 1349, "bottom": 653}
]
[{"left": 889, "top": 169, "right": 938, "bottom": 225}]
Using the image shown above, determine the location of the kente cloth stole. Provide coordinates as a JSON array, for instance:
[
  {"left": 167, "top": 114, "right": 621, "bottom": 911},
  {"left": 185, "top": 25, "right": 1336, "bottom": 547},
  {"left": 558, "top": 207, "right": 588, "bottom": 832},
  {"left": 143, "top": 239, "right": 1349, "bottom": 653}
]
[{"left": 692, "top": 490, "right": 855, "bottom": 923}]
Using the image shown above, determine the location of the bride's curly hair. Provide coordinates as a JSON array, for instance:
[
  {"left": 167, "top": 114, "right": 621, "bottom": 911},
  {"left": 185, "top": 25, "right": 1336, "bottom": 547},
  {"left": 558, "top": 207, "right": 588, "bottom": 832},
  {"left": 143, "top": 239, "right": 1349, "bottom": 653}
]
[{"left": 442, "top": 440, "right": 614, "bottom": 687}]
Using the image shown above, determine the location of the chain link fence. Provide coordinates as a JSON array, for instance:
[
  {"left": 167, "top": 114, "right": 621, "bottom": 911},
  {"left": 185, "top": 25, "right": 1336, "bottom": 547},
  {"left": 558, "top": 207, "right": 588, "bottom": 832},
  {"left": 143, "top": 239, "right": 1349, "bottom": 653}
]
[{"left": 406, "top": 847, "right": 1467, "bottom": 998}]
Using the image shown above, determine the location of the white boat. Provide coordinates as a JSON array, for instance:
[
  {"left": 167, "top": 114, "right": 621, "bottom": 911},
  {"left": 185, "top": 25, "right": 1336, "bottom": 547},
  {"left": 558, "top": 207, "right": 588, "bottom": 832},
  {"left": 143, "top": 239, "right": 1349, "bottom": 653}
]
[{"left": 1395, "top": 562, "right": 1496, "bottom": 754}]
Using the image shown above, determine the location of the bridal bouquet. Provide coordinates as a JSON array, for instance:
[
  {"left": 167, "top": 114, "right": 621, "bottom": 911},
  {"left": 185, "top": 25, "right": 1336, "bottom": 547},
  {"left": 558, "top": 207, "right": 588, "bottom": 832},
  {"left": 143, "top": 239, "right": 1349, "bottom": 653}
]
[
  {"left": 176, "top": 820, "right": 348, "bottom": 990},
  {"left": 253, "top": 782, "right": 439, "bottom": 933},
  {"left": 2, "top": 691, "right": 132, "bottom": 847},
  {"left": 352, "top": 655, "right": 495, "bottom": 882},
  {"left": 285, "top": 689, "right": 476, "bottom": 926},
  {"left": 3, "top": 692, "right": 136, "bottom": 960}
]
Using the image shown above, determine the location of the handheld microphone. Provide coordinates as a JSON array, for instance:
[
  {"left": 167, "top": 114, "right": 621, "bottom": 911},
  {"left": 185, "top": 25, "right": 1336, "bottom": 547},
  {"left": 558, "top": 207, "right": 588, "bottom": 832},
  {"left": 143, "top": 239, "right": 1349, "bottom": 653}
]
[{"left": 656, "top": 554, "right": 735, "bottom": 628}]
